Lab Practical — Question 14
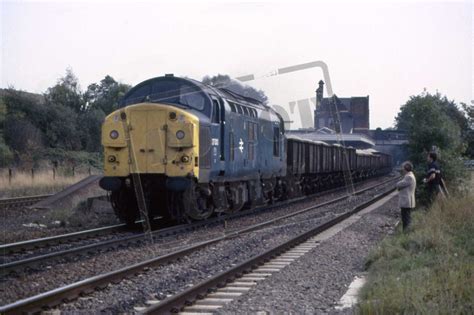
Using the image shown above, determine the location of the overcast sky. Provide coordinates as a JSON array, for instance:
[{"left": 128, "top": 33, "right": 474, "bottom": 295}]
[{"left": 1, "top": 0, "right": 472, "bottom": 129}]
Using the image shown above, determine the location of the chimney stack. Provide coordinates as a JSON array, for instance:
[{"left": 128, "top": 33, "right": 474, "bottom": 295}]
[
  {"left": 314, "top": 80, "right": 325, "bottom": 129},
  {"left": 316, "top": 80, "right": 324, "bottom": 109}
]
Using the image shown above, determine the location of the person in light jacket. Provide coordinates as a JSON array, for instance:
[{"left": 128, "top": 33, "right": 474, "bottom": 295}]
[{"left": 396, "top": 161, "right": 416, "bottom": 231}]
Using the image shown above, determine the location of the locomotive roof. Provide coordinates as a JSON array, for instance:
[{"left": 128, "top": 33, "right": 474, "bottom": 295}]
[
  {"left": 120, "top": 75, "right": 268, "bottom": 110},
  {"left": 184, "top": 77, "right": 267, "bottom": 108}
]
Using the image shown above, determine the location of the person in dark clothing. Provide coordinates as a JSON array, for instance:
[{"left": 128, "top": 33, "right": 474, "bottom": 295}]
[{"left": 423, "top": 152, "right": 441, "bottom": 202}]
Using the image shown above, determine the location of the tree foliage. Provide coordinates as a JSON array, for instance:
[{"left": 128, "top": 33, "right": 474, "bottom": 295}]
[
  {"left": 45, "top": 68, "right": 84, "bottom": 113},
  {"left": 84, "top": 75, "right": 131, "bottom": 114},
  {"left": 0, "top": 97, "right": 14, "bottom": 167},
  {"left": 395, "top": 92, "right": 471, "bottom": 195},
  {"left": 1, "top": 69, "right": 130, "bottom": 168},
  {"left": 460, "top": 102, "right": 474, "bottom": 158},
  {"left": 396, "top": 93, "right": 464, "bottom": 158}
]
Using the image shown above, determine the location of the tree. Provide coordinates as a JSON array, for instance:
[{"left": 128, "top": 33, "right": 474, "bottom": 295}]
[
  {"left": 396, "top": 94, "right": 462, "bottom": 157},
  {"left": 4, "top": 116, "right": 44, "bottom": 153},
  {"left": 78, "top": 108, "right": 106, "bottom": 152},
  {"left": 84, "top": 75, "right": 131, "bottom": 115},
  {"left": 202, "top": 74, "right": 268, "bottom": 104},
  {"left": 461, "top": 102, "right": 474, "bottom": 158},
  {"left": 0, "top": 142, "right": 13, "bottom": 167},
  {"left": 45, "top": 68, "right": 85, "bottom": 113},
  {"left": 395, "top": 92, "right": 468, "bottom": 201},
  {"left": 0, "top": 95, "right": 14, "bottom": 166},
  {"left": 2, "top": 88, "right": 47, "bottom": 159},
  {"left": 44, "top": 103, "right": 82, "bottom": 150}
]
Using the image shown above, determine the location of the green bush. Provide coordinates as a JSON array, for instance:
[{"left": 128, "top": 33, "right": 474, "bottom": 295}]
[
  {"left": 41, "top": 148, "right": 103, "bottom": 169},
  {"left": 0, "top": 142, "right": 14, "bottom": 167}
]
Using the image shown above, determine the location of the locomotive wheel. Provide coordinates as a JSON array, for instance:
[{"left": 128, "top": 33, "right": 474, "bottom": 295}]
[
  {"left": 111, "top": 189, "right": 139, "bottom": 226},
  {"left": 182, "top": 183, "right": 214, "bottom": 220},
  {"left": 222, "top": 184, "right": 247, "bottom": 213}
]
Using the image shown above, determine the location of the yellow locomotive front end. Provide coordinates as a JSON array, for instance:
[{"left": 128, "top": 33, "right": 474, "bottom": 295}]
[
  {"left": 100, "top": 102, "right": 201, "bottom": 224},
  {"left": 102, "top": 103, "right": 199, "bottom": 178}
]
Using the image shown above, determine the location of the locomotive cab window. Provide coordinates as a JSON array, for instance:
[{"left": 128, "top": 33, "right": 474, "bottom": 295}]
[
  {"left": 273, "top": 126, "right": 280, "bottom": 157},
  {"left": 211, "top": 99, "right": 220, "bottom": 124},
  {"left": 236, "top": 105, "right": 243, "bottom": 115},
  {"left": 229, "top": 102, "right": 236, "bottom": 113},
  {"left": 123, "top": 84, "right": 150, "bottom": 105}
]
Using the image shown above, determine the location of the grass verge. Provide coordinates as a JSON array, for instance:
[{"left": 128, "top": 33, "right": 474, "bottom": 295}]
[
  {"left": 0, "top": 169, "right": 91, "bottom": 198},
  {"left": 358, "top": 186, "right": 474, "bottom": 314}
]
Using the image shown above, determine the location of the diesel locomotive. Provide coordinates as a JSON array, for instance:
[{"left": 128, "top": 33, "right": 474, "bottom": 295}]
[{"left": 99, "top": 75, "right": 392, "bottom": 224}]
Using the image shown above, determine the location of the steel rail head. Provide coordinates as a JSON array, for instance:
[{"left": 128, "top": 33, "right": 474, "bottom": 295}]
[
  {"left": 0, "top": 194, "right": 53, "bottom": 203},
  {"left": 0, "top": 195, "right": 52, "bottom": 209},
  {"left": 0, "top": 223, "right": 127, "bottom": 253}
]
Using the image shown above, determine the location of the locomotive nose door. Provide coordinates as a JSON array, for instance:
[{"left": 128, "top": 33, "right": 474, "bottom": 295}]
[{"left": 129, "top": 108, "right": 166, "bottom": 174}]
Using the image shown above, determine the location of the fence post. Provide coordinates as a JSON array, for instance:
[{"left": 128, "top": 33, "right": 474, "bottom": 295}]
[
  {"left": 72, "top": 166, "right": 75, "bottom": 177},
  {"left": 53, "top": 167, "right": 56, "bottom": 180},
  {"left": 88, "top": 167, "right": 91, "bottom": 176},
  {"left": 31, "top": 168, "right": 34, "bottom": 181},
  {"left": 8, "top": 168, "right": 12, "bottom": 185}
]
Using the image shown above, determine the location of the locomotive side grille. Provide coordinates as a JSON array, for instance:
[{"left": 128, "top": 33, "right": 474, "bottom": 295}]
[{"left": 199, "top": 126, "right": 212, "bottom": 169}]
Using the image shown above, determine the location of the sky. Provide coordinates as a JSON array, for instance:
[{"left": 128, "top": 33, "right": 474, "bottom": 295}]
[{"left": 1, "top": 0, "right": 472, "bottom": 129}]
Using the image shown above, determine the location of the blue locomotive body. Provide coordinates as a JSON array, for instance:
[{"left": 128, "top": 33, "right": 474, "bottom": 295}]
[{"left": 100, "top": 75, "right": 391, "bottom": 223}]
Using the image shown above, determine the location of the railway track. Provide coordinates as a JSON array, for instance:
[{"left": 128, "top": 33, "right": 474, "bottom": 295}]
[
  {"left": 141, "top": 187, "right": 397, "bottom": 314},
  {"left": 0, "top": 194, "right": 52, "bottom": 210},
  {"left": 0, "top": 177, "right": 398, "bottom": 314},
  {"left": 0, "top": 223, "right": 128, "bottom": 254},
  {"left": 2, "top": 175, "right": 395, "bottom": 254},
  {"left": 0, "top": 176, "right": 398, "bottom": 276}
]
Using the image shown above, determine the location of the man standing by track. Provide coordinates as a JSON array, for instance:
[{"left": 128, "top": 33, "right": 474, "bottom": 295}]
[
  {"left": 423, "top": 152, "right": 442, "bottom": 203},
  {"left": 396, "top": 162, "right": 416, "bottom": 231}
]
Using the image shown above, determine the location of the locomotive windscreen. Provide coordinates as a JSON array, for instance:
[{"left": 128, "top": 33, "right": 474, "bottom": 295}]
[{"left": 120, "top": 77, "right": 211, "bottom": 116}]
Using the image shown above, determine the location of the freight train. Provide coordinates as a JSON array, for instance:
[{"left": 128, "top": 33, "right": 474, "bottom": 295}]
[{"left": 99, "top": 75, "right": 392, "bottom": 224}]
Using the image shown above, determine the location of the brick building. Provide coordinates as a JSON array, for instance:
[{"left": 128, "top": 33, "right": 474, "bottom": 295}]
[
  {"left": 288, "top": 80, "right": 408, "bottom": 159},
  {"left": 313, "top": 81, "right": 370, "bottom": 135}
]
